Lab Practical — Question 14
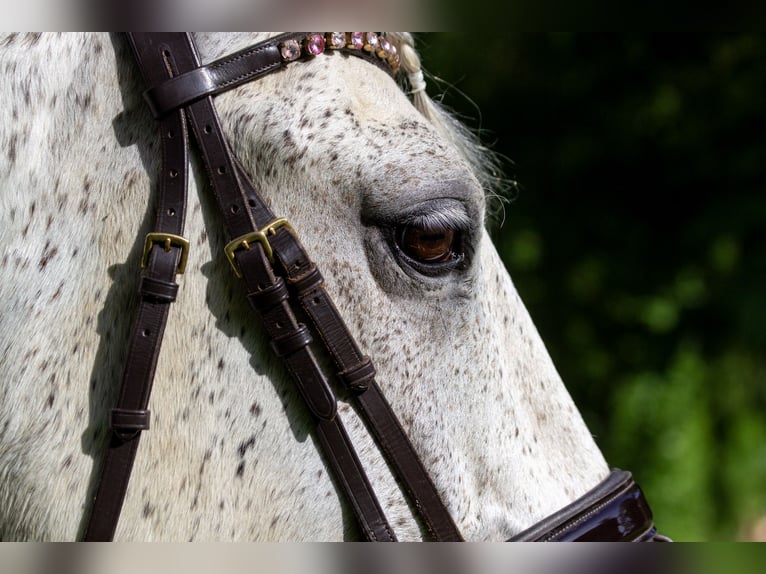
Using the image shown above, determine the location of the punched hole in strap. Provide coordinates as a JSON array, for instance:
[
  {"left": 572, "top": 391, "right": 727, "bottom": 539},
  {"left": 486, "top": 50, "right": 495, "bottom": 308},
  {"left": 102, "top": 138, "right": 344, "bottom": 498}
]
[
  {"left": 140, "top": 276, "right": 179, "bottom": 303},
  {"left": 338, "top": 357, "right": 376, "bottom": 392},
  {"left": 110, "top": 408, "right": 151, "bottom": 441},
  {"left": 246, "top": 277, "right": 289, "bottom": 313},
  {"left": 270, "top": 324, "right": 313, "bottom": 358}
]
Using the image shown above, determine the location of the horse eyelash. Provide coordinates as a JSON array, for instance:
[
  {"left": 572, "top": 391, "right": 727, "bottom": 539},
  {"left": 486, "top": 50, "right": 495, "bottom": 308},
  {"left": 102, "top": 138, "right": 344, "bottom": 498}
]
[{"left": 401, "top": 203, "right": 471, "bottom": 231}]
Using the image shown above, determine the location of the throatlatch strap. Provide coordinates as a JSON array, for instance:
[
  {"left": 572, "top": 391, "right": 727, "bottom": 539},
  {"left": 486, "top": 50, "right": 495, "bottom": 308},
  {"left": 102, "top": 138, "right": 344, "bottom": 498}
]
[{"left": 83, "top": 36, "right": 191, "bottom": 541}]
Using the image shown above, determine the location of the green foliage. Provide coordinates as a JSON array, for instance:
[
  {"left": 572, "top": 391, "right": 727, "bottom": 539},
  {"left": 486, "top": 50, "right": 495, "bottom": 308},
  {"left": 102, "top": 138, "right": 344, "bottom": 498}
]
[{"left": 421, "top": 33, "right": 766, "bottom": 541}]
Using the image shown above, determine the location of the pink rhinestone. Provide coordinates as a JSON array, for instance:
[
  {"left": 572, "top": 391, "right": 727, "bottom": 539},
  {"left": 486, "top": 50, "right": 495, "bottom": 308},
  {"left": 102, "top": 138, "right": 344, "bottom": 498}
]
[
  {"left": 306, "top": 33, "right": 325, "bottom": 56},
  {"left": 348, "top": 32, "right": 363, "bottom": 50},
  {"left": 280, "top": 39, "right": 301, "bottom": 62},
  {"left": 364, "top": 33, "right": 379, "bottom": 52},
  {"left": 376, "top": 37, "right": 391, "bottom": 58},
  {"left": 327, "top": 32, "right": 346, "bottom": 49}
]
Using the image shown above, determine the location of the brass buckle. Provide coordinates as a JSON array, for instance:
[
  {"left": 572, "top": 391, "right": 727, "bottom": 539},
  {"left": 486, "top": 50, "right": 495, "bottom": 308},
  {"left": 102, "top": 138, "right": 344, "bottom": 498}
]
[
  {"left": 224, "top": 218, "right": 294, "bottom": 278},
  {"left": 141, "top": 233, "right": 190, "bottom": 275}
]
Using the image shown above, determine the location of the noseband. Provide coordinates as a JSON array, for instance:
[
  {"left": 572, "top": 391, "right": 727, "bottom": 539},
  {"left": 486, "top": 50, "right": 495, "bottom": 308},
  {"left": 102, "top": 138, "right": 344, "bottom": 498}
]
[{"left": 83, "top": 33, "right": 668, "bottom": 542}]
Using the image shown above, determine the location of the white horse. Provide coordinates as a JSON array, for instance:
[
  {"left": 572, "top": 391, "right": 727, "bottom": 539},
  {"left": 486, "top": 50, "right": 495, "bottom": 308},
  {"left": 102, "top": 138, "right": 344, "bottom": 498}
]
[{"left": 0, "top": 33, "right": 609, "bottom": 541}]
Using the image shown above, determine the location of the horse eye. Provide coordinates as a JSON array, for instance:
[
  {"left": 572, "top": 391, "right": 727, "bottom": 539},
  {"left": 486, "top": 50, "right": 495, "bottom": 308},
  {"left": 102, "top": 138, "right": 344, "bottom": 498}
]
[{"left": 397, "top": 224, "right": 460, "bottom": 264}]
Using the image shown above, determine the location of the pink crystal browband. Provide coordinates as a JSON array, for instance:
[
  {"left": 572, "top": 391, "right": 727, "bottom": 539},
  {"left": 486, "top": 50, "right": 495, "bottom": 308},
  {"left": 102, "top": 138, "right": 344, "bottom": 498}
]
[
  {"left": 278, "top": 32, "right": 401, "bottom": 75},
  {"left": 138, "top": 32, "right": 404, "bottom": 119}
]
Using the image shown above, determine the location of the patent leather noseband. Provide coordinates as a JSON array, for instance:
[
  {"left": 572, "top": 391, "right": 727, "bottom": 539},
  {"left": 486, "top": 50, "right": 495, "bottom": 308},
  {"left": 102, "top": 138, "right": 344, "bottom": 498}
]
[
  {"left": 510, "top": 469, "right": 669, "bottom": 541},
  {"left": 83, "top": 33, "right": 668, "bottom": 542}
]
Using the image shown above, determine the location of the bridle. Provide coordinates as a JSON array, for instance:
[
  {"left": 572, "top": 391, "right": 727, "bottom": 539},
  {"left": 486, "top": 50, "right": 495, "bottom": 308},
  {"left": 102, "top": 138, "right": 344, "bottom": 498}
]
[{"left": 83, "top": 32, "right": 668, "bottom": 542}]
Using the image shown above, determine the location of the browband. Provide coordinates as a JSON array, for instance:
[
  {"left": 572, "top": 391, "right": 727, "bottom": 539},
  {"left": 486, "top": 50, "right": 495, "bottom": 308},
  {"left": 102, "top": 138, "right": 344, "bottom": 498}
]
[{"left": 143, "top": 32, "right": 398, "bottom": 118}]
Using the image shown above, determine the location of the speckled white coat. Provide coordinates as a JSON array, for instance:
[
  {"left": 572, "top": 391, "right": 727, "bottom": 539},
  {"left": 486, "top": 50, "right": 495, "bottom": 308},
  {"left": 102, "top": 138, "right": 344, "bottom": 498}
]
[{"left": 0, "top": 33, "right": 608, "bottom": 541}]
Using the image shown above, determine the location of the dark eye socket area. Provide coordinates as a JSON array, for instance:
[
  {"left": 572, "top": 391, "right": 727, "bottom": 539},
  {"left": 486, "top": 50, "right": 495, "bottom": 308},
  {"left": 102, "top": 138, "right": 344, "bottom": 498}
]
[
  {"left": 396, "top": 223, "right": 462, "bottom": 265},
  {"left": 386, "top": 200, "right": 471, "bottom": 275}
]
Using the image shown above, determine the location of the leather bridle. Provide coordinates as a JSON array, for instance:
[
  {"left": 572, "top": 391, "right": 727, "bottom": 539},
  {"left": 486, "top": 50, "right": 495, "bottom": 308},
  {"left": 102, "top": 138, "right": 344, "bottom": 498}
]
[{"left": 83, "top": 33, "right": 668, "bottom": 542}]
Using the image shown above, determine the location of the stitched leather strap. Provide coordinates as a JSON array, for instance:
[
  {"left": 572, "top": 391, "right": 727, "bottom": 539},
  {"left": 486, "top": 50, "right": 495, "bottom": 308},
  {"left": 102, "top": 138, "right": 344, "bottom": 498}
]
[
  {"left": 127, "top": 32, "right": 397, "bottom": 542},
  {"left": 256, "top": 199, "right": 463, "bottom": 540},
  {"left": 145, "top": 32, "right": 459, "bottom": 541},
  {"left": 284, "top": 259, "right": 464, "bottom": 540},
  {"left": 142, "top": 33, "right": 394, "bottom": 118},
  {"left": 142, "top": 34, "right": 285, "bottom": 118},
  {"left": 83, "top": 35, "right": 191, "bottom": 541},
  {"left": 223, "top": 160, "right": 463, "bottom": 539}
]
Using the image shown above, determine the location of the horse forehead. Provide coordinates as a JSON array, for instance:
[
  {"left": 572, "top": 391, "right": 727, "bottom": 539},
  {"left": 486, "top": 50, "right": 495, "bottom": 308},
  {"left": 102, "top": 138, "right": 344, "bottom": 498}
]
[
  {"left": 212, "top": 49, "right": 478, "bottom": 206},
  {"left": 236, "top": 58, "right": 422, "bottom": 128}
]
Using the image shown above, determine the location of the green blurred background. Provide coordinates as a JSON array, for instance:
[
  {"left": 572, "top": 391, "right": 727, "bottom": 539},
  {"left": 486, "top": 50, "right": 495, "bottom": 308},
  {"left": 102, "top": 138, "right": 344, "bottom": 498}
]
[{"left": 419, "top": 33, "right": 766, "bottom": 541}]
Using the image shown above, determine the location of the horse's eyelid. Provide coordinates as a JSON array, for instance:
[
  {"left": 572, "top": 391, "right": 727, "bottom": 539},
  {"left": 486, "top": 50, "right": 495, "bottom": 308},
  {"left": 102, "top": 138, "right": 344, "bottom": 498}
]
[{"left": 402, "top": 205, "right": 471, "bottom": 231}]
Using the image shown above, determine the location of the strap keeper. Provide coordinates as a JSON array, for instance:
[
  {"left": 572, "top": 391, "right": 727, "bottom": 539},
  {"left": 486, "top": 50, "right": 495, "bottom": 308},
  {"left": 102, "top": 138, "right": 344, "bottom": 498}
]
[
  {"left": 247, "top": 277, "right": 289, "bottom": 312},
  {"left": 271, "top": 324, "right": 313, "bottom": 358},
  {"left": 338, "top": 357, "right": 376, "bottom": 392},
  {"left": 110, "top": 408, "right": 151, "bottom": 441},
  {"left": 143, "top": 69, "right": 215, "bottom": 119},
  {"left": 288, "top": 265, "right": 324, "bottom": 298},
  {"left": 140, "top": 276, "right": 179, "bottom": 303}
]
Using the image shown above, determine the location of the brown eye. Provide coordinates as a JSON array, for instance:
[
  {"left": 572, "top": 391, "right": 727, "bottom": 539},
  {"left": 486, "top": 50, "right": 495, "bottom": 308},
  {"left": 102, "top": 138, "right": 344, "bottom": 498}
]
[{"left": 398, "top": 224, "right": 459, "bottom": 264}]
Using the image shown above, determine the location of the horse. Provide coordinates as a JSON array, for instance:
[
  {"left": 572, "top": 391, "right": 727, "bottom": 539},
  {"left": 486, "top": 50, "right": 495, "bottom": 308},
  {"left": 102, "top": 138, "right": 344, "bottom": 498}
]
[{"left": 0, "top": 32, "right": 622, "bottom": 541}]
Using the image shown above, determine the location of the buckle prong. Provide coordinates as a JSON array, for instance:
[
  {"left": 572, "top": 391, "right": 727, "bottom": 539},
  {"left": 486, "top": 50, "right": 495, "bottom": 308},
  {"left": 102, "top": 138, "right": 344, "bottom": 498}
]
[{"left": 224, "top": 218, "right": 294, "bottom": 278}]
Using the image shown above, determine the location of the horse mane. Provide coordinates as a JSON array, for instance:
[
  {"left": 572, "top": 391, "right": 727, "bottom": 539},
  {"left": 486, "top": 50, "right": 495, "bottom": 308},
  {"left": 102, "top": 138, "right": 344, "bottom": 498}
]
[{"left": 389, "top": 33, "right": 513, "bottom": 225}]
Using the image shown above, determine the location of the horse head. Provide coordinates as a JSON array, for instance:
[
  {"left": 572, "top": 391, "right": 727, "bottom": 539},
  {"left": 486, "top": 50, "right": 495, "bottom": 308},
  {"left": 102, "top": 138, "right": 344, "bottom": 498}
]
[{"left": 0, "top": 33, "right": 654, "bottom": 541}]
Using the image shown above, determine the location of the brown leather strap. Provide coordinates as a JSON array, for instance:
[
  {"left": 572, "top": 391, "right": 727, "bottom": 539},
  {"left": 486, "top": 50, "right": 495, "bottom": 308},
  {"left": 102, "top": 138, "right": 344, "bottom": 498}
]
[
  {"left": 155, "top": 31, "right": 460, "bottom": 541},
  {"left": 142, "top": 33, "right": 394, "bottom": 119},
  {"left": 83, "top": 35, "right": 192, "bottom": 541},
  {"left": 142, "top": 33, "right": 286, "bottom": 118},
  {"left": 215, "top": 155, "right": 462, "bottom": 540},
  {"left": 128, "top": 32, "right": 398, "bottom": 542},
  {"left": 267, "top": 228, "right": 464, "bottom": 540},
  {"left": 315, "top": 418, "right": 396, "bottom": 541}
]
